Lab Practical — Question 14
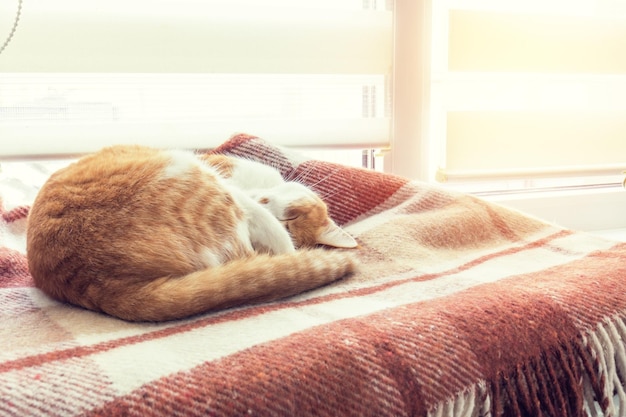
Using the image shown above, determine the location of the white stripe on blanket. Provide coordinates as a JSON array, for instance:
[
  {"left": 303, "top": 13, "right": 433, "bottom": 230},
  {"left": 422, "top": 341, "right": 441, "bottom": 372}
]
[{"left": 0, "top": 229, "right": 614, "bottom": 397}]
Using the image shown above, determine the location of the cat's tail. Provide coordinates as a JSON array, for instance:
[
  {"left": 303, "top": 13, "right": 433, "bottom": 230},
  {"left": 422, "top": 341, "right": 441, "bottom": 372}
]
[{"left": 98, "top": 249, "right": 357, "bottom": 321}]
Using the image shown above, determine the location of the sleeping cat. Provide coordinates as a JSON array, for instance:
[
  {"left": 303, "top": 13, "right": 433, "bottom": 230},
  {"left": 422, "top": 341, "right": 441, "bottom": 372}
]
[
  {"left": 200, "top": 153, "right": 357, "bottom": 249},
  {"left": 26, "top": 145, "right": 357, "bottom": 322}
]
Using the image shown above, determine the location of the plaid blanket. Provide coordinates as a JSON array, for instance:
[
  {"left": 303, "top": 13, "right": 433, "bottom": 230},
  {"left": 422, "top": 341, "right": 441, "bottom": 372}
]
[{"left": 1, "top": 134, "right": 626, "bottom": 417}]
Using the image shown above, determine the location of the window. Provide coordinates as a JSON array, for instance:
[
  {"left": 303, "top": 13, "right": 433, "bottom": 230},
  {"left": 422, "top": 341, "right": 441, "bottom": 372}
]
[
  {"left": 0, "top": 1, "right": 392, "bottom": 158},
  {"left": 391, "top": 0, "right": 626, "bottom": 230},
  {"left": 1, "top": 0, "right": 625, "bottom": 230}
]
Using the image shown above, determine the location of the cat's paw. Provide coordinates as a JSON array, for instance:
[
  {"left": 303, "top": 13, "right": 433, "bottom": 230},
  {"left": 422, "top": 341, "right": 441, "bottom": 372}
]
[
  {"left": 250, "top": 182, "right": 316, "bottom": 220},
  {"left": 253, "top": 229, "right": 296, "bottom": 255},
  {"left": 271, "top": 235, "right": 297, "bottom": 254}
]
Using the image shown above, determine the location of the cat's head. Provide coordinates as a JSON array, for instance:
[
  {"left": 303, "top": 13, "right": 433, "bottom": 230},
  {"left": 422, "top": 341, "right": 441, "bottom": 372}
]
[{"left": 255, "top": 182, "right": 357, "bottom": 249}]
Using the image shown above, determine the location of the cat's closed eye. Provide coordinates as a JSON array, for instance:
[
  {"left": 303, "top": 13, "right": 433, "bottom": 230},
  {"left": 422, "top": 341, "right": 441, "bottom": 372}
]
[{"left": 283, "top": 201, "right": 328, "bottom": 248}]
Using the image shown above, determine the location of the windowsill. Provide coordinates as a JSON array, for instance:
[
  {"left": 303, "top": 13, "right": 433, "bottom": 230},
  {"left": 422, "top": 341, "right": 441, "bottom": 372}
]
[
  {"left": 588, "top": 228, "right": 626, "bottom": 241},
  {"left": 480, "top": 185, "right": 626, "bottom": 232}
]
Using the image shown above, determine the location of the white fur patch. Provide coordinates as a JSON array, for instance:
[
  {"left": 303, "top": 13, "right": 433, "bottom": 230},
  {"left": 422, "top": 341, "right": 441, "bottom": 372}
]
[
  {"left": 255, "top": 182, "right": 317, "bottom": 219},
  {"left": 161, "top": 150, "right": 199, "bottom": 180},
  {"left": 226, "top": 158, "right": 284, "bottom": 189},
  {"left": 199, "top": 247, "right": 222, "bottom": 268},
  {"left": 235, "top": 220, "right": 254, "bottom": 252}
]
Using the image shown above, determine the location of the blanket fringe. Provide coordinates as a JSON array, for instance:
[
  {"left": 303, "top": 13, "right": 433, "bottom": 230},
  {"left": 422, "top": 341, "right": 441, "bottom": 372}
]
[
  {"left": 427, "top": 314, "right": 626, "bottom": 417},
  {"left": 427, "top": 380, "right": 490, "bottom": 417},
  {"left": 581, "top": 314, "right": 626, "bottom": 417},
  {"left": 428, "top": 334, "right": 596, "bottom": 416},
  {"left": 489, "top": 343, "right": 586, "bottom": 417}
]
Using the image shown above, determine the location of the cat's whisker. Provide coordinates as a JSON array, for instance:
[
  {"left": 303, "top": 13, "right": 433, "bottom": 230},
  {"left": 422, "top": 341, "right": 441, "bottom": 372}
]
[
  {"left": 289, "top": 165, "right": 313, "bottom": 184},
  {"left": 318, "top": 187, "right": 342, "bottom": 201},
  {"left": 305, "top": 167, "right": 343, "bottom": 191}
]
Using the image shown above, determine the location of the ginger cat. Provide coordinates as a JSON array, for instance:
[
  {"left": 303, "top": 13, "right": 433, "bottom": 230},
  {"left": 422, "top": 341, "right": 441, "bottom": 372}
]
[
  {"left": 26, "top": 145, "right": 357, "bottom": 322},
  {"left": 200, "top": 153, "right": 357, "bottom": 249}
]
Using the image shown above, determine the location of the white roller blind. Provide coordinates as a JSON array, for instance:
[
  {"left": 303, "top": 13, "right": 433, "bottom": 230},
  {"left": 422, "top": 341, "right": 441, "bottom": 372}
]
[
  {"left": 431, "top": 1, "right": 626, "bottom": 184},
  {"left": 0, "top": 0, "right": 393, "bottom": 157}
]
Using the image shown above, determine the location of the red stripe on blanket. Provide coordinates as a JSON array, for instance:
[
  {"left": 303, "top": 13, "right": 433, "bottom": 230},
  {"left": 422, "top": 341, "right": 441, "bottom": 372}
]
[
  {"left": 1, "top": 203, "right": 32, "bottom": 288},
  {"left": 209, "top": 133, "right": 410, "bottom": 225},
  {"left": 0, "top": 229, "right": 575, "bottom": 374},
  {"left": 0, "top": 248, "right": 32, "bottom": 288},
  {"left": 448, "top": 284, "right": 584, "bottom": 417},
  {"left": 210, "top": 133, "right": 258, "bottom": 152},
  {"left": 2, "top": 205, "right": 30, "bottom": 223},
  {"left": 87, "top": 316, "right": 421, "bottom": 417},
  {"left": 525, "top": 243, "right": 626, "bottom": 327},
  {"left": 289, "top": 161, "right": 408, "bottom": 225},
  {"left": 86, "top": 243, "right": 626, "bottom": 417},
  {"left": 445, "top": 243, "right": 626, "bottom": 416},
  {"left": 209, "top": 134, "right": 299, "bottom": 179}
]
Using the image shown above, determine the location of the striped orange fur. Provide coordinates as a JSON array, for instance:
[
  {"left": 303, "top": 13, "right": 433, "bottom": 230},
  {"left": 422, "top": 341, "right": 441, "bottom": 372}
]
[{"left": 27, "top": 145, "right": 356, "bottom": 321}]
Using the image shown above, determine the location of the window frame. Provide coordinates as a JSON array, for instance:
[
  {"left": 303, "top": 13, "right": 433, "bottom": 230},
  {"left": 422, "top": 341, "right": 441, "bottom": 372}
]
[{"left": 389, "top": 0, "right": 626, "bottom": 232}]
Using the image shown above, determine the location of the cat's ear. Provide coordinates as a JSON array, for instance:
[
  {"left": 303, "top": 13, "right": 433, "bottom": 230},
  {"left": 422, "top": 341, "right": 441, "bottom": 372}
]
[{"left": 317, "top": 221, "right": 358, "bottom": 248}]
